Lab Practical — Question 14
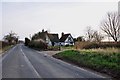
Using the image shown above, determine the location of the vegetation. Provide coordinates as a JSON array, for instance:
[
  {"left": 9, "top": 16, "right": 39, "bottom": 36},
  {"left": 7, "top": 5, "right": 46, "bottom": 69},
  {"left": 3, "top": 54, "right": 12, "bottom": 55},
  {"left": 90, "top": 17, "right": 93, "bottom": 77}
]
[
  {"left": 25, "top": 37, "right": 30, "bottom": 46},
  {"left": 75, "top": 42, "right": 120, "bottom": 49},
  {"left": 61, "top": 45, "right": 74, "bottom": 51},
  {"left": 0, "top": 41, "right": 14, "bottom": 53},
  {"left": 85, "top": 26, "right": 104, "bottom": 42},
  {"left": 74, "top": 36, "right": 85, "bottom": 42},
  {"left": 0, "top": 41, "right": 2, "bottom": 53},
  {"left": 47, "top": 46, "right": 60, "bottom": 51},
  {"left": 83, "top": 12, "right": 120, "bottom": 42},
  {"left": 2, "top": 45, "right": 13, "bottom": 53},
  {"left": 1, "top": 31, "right": 18, "bottom": 53},
  {"left": 3, "top": 31, "right": 18, "bottom": 45},
  {"left": 28, "top": 40, "right": 47, "bottom": 50},
  {"left": 80, "top": 48, "right": 120, "bottom": 54},
  {"left": 25, "top": 30, "right": 48, "bottom": 50},
  {"left": 53, "top": 49, "right": 120, "bottom": 79},
  {"left": 101, "top": 12, "right": 120, "bottom": 42},
  {"left": 31, "top": 29, "right": 47, "bottom": 41}
]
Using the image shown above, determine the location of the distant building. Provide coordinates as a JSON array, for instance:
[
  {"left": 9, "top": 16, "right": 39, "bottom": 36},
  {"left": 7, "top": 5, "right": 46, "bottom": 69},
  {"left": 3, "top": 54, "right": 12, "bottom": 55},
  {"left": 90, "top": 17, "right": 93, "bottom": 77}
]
[
  {"left": 59, "top": 32, "right": 74, "bottom": 46},
  {"left": 33, "top": 30, "right": 59, "bottom": 46},
  {"left": 46, "top": 33, "right": 59, "bottom": 46}
]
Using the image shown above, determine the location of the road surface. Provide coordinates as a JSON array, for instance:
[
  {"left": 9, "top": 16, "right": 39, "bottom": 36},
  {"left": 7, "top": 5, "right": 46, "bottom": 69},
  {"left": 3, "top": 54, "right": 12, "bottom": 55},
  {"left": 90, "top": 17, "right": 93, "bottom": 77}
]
[{"left": 2, "top": 44, "right": 110, "bottom": 79}]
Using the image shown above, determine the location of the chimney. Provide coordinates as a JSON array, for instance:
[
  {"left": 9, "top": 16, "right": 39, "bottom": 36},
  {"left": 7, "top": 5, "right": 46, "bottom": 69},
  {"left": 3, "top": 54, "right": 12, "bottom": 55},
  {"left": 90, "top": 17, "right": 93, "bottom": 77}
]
[
  {"left": 42, "top": 29, "right": 44, "bottom": 32},
  {"left": 61, "top": 32, "right": 64, "bottom": 36}
]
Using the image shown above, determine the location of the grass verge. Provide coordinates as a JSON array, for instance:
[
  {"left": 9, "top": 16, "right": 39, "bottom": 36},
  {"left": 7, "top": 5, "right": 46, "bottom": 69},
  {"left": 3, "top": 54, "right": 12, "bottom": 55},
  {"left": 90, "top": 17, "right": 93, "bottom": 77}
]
[
  {"left": 0, "top": 45, "right": 14, "bottom": 54},
  {"left": 53, "top": 49, "right": 120, "bottom": 79}
]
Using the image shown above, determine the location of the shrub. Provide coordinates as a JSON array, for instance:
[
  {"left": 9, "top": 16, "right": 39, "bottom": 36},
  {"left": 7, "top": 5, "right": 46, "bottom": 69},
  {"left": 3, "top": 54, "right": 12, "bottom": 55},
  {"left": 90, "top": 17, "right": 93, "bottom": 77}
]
[
  {"left": 25, "top": 37, "right": 30, "bottom": 46},
  {"left": 28, "top": 40, "right": 47, "bottom": 50},
  {"left": 1, "top": 41, "right": 10, "bottom": 48},
  {"left": 75, "top": 42, "right": 120, "bottom": 49},
  {"left": 0, "top": 41, "right": 1, "bottom": 49}
]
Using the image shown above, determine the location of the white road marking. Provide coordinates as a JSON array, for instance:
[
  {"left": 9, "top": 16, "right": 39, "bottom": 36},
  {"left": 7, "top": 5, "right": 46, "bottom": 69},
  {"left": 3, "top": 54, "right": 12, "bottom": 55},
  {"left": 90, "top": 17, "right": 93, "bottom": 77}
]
[
  {"left": 35, "top": 50, "right": 106, "bottom": 78},
  {"left": 26, "top": 47, "right": 108, "bottom": 78},
  {"left": 20, "top": 46, "right": 41, "bottom": 78}
]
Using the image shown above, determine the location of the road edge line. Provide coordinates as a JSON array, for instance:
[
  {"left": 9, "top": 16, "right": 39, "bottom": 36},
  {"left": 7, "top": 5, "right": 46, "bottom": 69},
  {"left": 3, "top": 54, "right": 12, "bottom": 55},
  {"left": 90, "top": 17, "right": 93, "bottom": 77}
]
[
  {"left": 50, "top": 56, "right": 107, "bottom": 78},
  {"left": 20, "top": 46, "right": 42, "bottom": 78}
]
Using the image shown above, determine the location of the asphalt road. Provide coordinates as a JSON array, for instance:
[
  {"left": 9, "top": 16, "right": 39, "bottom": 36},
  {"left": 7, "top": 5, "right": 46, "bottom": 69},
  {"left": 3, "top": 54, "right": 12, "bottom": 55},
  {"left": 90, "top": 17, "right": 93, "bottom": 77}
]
[{"left": 2, "top": 44, "right": 110, "bottom": 79}]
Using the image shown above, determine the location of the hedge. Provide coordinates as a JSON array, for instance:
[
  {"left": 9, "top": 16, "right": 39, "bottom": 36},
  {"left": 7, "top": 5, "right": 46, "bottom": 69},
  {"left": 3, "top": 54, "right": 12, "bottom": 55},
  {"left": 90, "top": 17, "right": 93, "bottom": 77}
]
[{"left": 75, "top": 42, "right": 120, "bottom": 49}]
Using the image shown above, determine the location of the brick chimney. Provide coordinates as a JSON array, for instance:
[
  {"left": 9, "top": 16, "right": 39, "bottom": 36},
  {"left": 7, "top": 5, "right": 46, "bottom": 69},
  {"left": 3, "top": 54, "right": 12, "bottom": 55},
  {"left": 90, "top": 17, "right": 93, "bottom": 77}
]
[
  {"left": 42, "top": 29, "right": 44, "bottom": 32},
  {"left": 61, "top": 32, "right": 64, "bottom": 36}
]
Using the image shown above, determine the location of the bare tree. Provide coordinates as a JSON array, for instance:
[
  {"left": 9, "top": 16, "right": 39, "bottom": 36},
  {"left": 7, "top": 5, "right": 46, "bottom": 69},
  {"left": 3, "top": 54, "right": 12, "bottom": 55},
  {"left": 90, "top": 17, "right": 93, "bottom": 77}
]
[
  {"left": 85, "top": 26, "right": 94, "bottom": 42},
  {"left": 77, "top": 36, "right": 85, "bottom": 42},
  {"left": 3, "top": 31, "right": 18, "bottom": 44},
  {"left": 85, "top": 26, "right": 104, "bottom": 42},
  {"left": 92, "top": 31, "right": 104, "bottom": 42},
  {"left": 101, "top": 12, "right": 120, "bottom": 42}
]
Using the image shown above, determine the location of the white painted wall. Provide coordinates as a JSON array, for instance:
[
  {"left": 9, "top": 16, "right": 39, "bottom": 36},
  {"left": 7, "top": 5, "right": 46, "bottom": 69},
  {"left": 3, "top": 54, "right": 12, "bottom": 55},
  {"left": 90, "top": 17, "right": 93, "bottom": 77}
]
[
  {"left": 45, "top": 35, "right": 60, "bottom": 46},
  {"left": 54, "top": 42, "right": 60, "bottom": 46},
  {"left": 45, "top": 35, "right": 52, "bottom": 46},
  {"left": 65, "top": 35, "right": 74, "bottom": 45},
  {"left": 60, "top": 35, "right": 74, "bottom": 46}
]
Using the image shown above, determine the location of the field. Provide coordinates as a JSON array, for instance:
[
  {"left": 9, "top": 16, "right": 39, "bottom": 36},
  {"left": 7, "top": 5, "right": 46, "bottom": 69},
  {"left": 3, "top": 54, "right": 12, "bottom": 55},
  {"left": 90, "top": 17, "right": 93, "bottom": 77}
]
[{"left": 53, "top": 48, "right": 120, "bottom": 79}]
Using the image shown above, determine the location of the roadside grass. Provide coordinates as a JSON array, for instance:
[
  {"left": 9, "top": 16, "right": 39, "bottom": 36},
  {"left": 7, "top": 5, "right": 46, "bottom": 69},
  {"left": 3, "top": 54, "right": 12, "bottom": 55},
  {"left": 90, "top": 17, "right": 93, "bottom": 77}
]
[
  {"left": 47, "top": 46, "right": 60, "bottom": 51},
  {"left": 0, "top": 49, "right": 2, "bottom": 53},
  {"left": 0, "top": 45, "right": 14, "bottom": 54},
  {"left": 53, "top": 48, "right": 120, "bottom": 79},
  {"left": 80, "top": 48, "right": 120, "bottom": 54},
  {"left": 61, "top": 46, "right": 75, "bottom": 51}
]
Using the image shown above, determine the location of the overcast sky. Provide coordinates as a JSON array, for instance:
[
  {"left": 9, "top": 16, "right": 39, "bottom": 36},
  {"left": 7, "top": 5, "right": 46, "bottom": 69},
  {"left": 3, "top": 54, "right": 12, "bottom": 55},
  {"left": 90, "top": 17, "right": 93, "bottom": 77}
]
[{"left": 1, "top": 0, "right": 119, "bottom": 40}]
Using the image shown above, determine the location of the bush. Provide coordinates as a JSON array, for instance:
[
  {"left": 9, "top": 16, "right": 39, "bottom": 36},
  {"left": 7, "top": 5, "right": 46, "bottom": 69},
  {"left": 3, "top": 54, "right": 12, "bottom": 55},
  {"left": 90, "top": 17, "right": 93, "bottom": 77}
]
[
  {"left": 25, "top": 37, "right": 30, "bottom": 46},
  {"left": 82, "top": 43, "right": 99, "bottom": 49},
  {"left": 0, "top": 41, "right": 1, "bottom": 49},
  {"left": 1, "top": 41, "right": 10, "bottom": 48},
  {"left": 75, "top": 42, "right": 120, "bottom": 49},
  {"left": 28, "top": 40, "right": 47, "bottom": 50}
]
